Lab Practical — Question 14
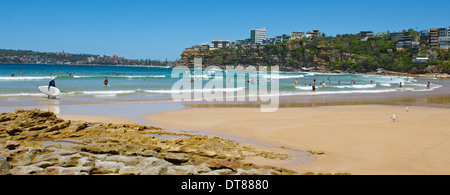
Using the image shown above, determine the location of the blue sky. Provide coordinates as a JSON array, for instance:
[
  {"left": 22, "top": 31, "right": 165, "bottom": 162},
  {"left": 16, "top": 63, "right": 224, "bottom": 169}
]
[{"left": 1, "top": 0, "right": 449, "bottom": 60}]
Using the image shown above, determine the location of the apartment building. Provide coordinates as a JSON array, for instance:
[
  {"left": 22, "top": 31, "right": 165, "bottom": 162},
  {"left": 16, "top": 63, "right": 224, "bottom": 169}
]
[
  {"left": 210, "top": 40, "right": 230, "bottom": 50},
  {"left": 250, "top": 27, "right": 266, "bottom": 45},
  {"left": 429, "top": 28, "right": 439, "bottom": 48},
  {"left": 395, "top": 36, "right": 412, "bottom": 49},
  {"left": 440, "top": 37, "right": 450, "bottom": 48},
  {"left": 360, "top": 31, "right": 374, "bottom": 38},
  {"left": 290, "top": 31, "right": 305, "bottom": 40}
]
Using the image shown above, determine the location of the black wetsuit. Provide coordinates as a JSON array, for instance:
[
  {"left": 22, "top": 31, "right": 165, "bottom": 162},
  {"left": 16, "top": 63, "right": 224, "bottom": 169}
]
[{"left": 49, "top": 80, "right": 56, "bottom": 88}]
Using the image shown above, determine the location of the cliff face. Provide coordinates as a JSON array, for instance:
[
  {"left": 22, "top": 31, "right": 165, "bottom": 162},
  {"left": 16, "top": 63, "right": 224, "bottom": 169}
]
[
  {"left": 176, "top": 42, "right": 338, "bottom": 71},
  {"left": 176, "top": 36, "right": 450, "bottom": 74}
]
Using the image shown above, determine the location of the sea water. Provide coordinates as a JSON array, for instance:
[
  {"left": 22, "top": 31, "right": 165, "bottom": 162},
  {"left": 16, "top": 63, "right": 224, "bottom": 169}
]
[{"left": 0, "top": 63, "right": 442, "bottom": 105}]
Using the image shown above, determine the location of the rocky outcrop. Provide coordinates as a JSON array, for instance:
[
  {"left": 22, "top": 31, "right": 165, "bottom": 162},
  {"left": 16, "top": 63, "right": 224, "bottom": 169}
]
[
  {"left": 176, "top": 42, "right": 335, "bottom": 71},
  {"left": 0, "top": 109, "right": 296, "bottom": 175}
]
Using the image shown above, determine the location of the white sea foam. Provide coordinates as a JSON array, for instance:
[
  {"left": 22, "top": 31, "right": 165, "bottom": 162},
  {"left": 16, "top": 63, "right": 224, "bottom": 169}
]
[
  {"left": 263, "top": 74, "right": 304, "bottom": 79},
  {"left": 188, "top": 75, "right": 214, "bottom": 79},
  {"left": 123, "top": 75, "right": 166, "bottom": 78},
  {"left": 411, "top": 83, "right": 442, "bottom": 91},
  {"left": 0, "top": 93, "right": 46, "bottom": 97},
  {"left": 77, "top": 90, "right": 139, "bottom": 96},
  {"left": 0, "top": 76, "right": 53, "bottom": 81},
  {"left": 144, "top": 87, "right": 245, "bottom": 94},
  {"left": 73, "top": 75, "right": 92, "bottom": 78},
  {"left": 284, "top": 89, "right": 399, "bottom": 96},
  {"left": 72, "top": 75, "right": 165, "bottom": 79},
  {"left": 295, "top": 86, "right": 314, "bottom": 90},
  {"left": 333, "top": 84, "right": 377, "bottom": 89},
  {"left": 148, "top": 75, "right": 166, "bottom": 78},
  {"left": 250, "top": 88, "right": 400, "bottom": 98}
]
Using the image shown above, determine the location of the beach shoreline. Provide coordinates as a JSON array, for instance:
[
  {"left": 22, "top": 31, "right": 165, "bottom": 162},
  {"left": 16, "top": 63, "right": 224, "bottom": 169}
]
[
  {"left": 3, "top": 94, "right": 450, "bottom": 174},
  {"left": 2, "top": 66, "right": 450, "bottom": 175}
]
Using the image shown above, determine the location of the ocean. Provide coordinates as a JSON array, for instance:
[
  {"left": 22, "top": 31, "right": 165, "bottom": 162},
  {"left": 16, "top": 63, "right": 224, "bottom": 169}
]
[{"left": 0, "top": 63, "right": 442, "bottom": 106}]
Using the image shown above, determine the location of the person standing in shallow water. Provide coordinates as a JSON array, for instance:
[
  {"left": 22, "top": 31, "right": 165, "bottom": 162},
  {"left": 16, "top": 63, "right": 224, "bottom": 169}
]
[
  {"left": 312, "top": 79, "right": 316, "bottom": 92},
  {"left": 48, "top": 78, "right": 56, "bottom": 99},
  {"left": 48, "top": 78, "right": 56, "bottom": 90},
  {"left": 104, "top": 77, "right": 109, "bottom": 86}
]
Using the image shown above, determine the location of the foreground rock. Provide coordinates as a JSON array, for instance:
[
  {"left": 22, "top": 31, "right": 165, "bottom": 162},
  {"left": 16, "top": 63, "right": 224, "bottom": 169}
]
[{"left": 0, "top": 109, "right": 296, "bottom": 175}]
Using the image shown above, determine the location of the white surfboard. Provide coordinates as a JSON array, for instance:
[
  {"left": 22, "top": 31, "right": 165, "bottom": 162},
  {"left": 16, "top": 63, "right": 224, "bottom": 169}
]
[{"left": 39, "top": 86, "right": 60, "bottom": 96}]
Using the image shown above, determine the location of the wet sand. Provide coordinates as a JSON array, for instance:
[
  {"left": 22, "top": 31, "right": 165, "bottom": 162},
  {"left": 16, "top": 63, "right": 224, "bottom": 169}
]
[{"left": 143, "top": 105, "right": 450, "bottom": 175}]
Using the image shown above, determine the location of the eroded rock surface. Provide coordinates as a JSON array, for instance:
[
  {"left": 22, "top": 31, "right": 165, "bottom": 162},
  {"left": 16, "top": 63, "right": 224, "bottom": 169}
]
[{"left": 0, "top": 109, "right": 296, "bottom": 175}]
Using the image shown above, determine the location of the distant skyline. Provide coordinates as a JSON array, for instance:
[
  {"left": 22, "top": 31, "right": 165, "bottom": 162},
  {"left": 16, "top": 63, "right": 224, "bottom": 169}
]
[{"left": 1, "top": 0, "right": 449, "bottom": 60}]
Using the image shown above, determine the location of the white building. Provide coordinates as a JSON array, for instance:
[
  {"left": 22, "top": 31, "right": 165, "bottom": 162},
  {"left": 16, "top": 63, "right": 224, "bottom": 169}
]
[
  {"left": 210, "top": 40, "right": 230, "bottom": 50},
  {"left": 250, "top": 27, "right": 266, "bottom": 45},
  {"left": 290, "top": 31, "right": 305, "bottom": 40},
  {"left": 87, "top": 56, "right": 95, "bottom": 63}
]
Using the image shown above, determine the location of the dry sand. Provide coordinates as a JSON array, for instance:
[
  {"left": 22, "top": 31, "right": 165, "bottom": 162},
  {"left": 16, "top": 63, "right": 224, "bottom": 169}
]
[{"left": 143, "top": 105, "right": 450, "bottom": 175}]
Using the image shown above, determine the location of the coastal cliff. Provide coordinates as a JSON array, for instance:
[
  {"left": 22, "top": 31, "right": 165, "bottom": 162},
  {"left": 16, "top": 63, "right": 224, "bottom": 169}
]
[{"left": 177, "top": 34, "right": 450, "bottom": 74}]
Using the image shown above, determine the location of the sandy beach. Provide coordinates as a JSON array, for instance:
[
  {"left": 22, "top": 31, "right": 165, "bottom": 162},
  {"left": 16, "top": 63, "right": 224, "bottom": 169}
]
[
  {"left": 143, "top": 105, "right": 450, "bottom": 175},
  {"left": 2, "top": 78, "right": 450, "bottom": 175}
]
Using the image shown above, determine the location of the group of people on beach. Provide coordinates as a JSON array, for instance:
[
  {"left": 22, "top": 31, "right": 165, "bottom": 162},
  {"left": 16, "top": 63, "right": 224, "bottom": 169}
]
[
  {"left": 292, "top": 77, "right": 333, "bottom": 92},
  {"left": 289, "top": 76, "right": 435, "bottom": 92}
]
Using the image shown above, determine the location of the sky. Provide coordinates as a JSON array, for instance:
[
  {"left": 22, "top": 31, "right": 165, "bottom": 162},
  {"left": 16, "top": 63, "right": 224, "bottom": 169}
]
[{"left": 0, "top": 0, "right": 449, "bottom": 60}]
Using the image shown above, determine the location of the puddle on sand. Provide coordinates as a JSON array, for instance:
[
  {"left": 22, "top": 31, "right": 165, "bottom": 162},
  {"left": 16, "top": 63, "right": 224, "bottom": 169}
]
[{"left": 145, "top": 133, "right": 191, "bottom": 140}]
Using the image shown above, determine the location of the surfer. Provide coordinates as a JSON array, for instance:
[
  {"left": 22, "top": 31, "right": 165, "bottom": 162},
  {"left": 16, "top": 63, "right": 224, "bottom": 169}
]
[
  {"left": 48, "top": 78, "right": 56, "bottom": 90},
  {"left": 48, "top": 78, "right": 56, "bottom": 99},
  {"left": 104, "top": 77, "right": 109, "bottom": 86}
]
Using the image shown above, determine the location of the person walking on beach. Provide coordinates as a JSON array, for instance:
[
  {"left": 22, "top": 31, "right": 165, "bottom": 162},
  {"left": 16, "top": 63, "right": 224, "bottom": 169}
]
[
  {"left": 312, "top": 79, "right": 316, "bottom": 92},
  {"left": 48, "top": 78, "right": 56, "bottom": 90},
  {"left": 104, "top": 77, "right": 109, "bottom": 86},
  {"left": 48, "top": 78, "right": 56, "bottom": 99}
]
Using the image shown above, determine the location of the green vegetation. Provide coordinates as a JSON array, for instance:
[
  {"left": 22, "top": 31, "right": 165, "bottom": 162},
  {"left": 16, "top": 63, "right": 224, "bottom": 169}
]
[
  {"left": 0, "top": 49, "right": 177, "bottom": 66},
  {"left": 192, "top": 29, "right": 450, "bottom": 74}
]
